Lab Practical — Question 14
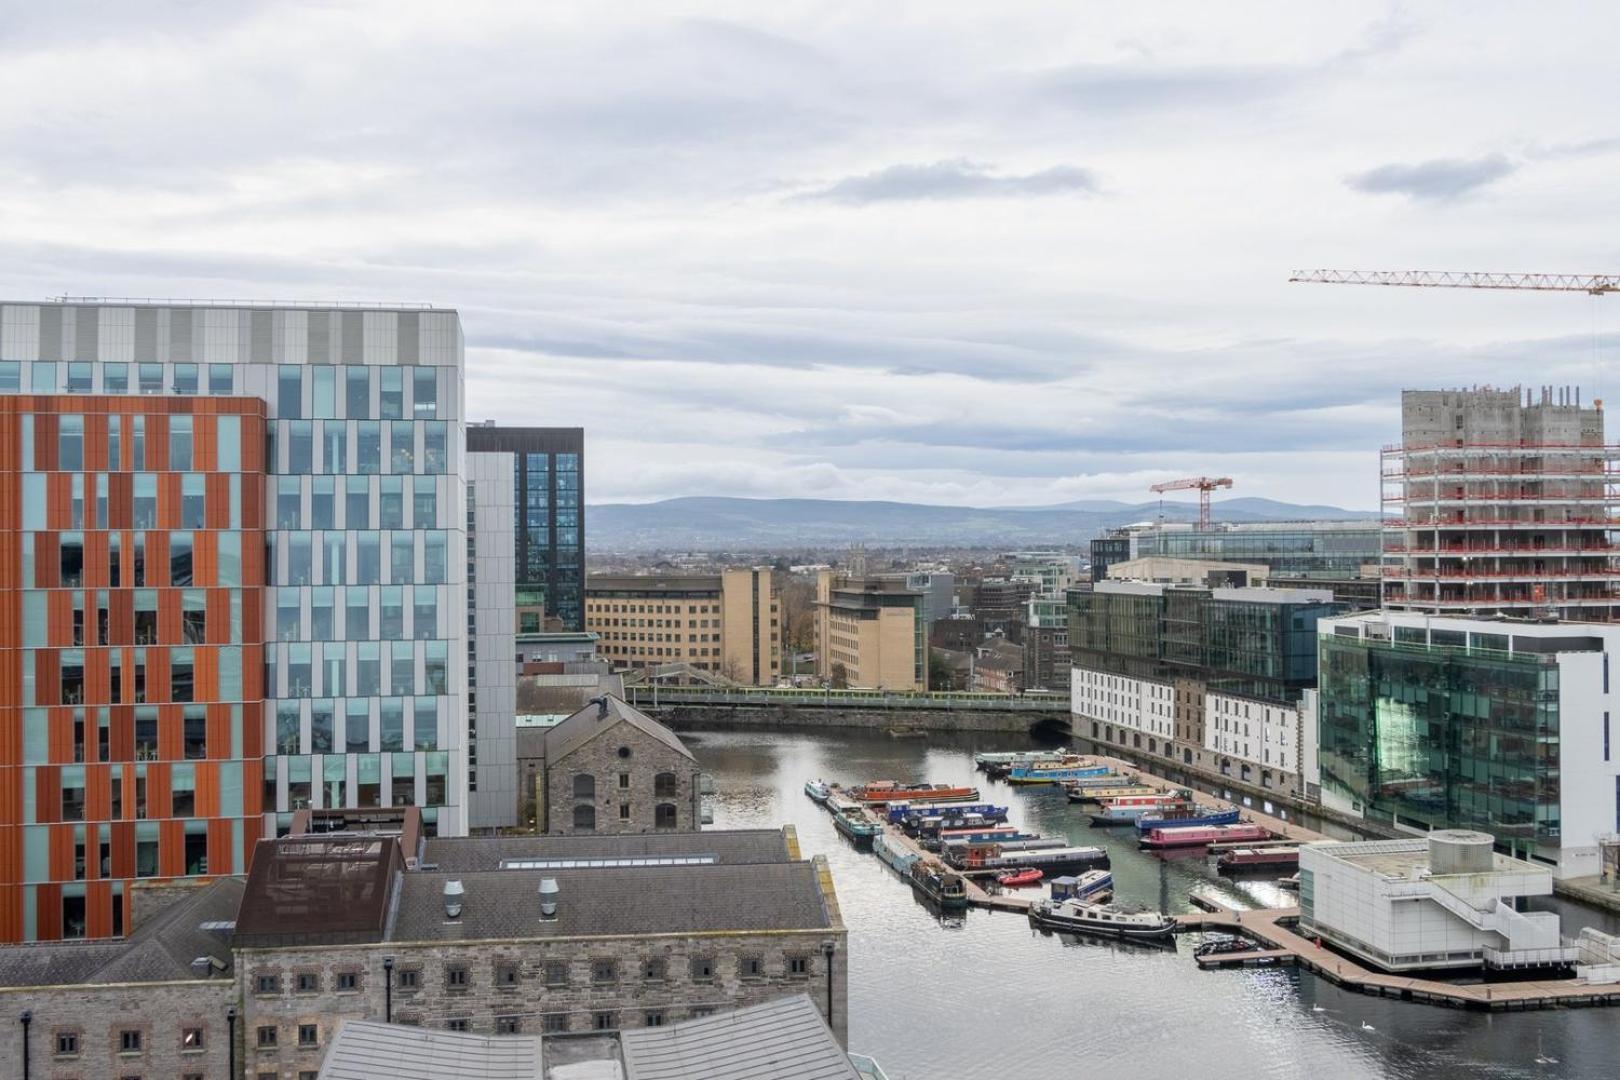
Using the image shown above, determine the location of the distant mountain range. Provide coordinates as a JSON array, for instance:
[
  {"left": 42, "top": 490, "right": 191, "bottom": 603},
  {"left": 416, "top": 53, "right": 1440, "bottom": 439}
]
[{"left": 586, "top": 496, "right": 1378, "bottom": 551}]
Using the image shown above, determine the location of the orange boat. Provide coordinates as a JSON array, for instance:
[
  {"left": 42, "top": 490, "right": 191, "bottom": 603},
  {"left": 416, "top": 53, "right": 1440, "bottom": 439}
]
[{"left": 851, "top": 780, "right": 981, "bottom": 806}]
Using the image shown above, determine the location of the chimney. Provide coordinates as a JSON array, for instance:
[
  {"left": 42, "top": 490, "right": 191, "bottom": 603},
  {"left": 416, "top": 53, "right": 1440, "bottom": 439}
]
[
  {"left": 443, "top": 880, "right": 465, "bottom": 919},
  {"left": 539, "top": 878, "right": 559, "bottom": 920},
  {"left": 587, "top": 696, "right": 609, "bottom": 720}
]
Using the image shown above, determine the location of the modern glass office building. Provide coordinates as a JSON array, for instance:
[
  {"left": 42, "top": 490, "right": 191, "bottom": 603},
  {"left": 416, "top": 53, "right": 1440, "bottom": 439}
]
[
  {"left": 1316, "top": 610, "right": 1620, "bottom": 876},
  {"left": 0, "top": 300, "right": 490, "bottom": 940},
  {"left": 1094, "top": 520, "right": 1381, "bottom": 581},
  {"left": 465, "top": 425, "right": 585, "bottom": 632}
]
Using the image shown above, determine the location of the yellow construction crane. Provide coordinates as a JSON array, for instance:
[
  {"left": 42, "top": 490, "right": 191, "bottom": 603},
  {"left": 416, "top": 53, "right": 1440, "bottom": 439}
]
[
  {"left": 1289, "top": 269, "right": 1620, "bottom": 295},
  {"left": 1149, "top": 476, "right": 1233, "bottom": 529}
]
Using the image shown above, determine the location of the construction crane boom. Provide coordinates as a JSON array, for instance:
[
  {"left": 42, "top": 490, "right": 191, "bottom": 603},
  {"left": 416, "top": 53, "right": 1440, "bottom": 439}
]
[
  {"left": 1290, "top": 269, "right": 1620, "bottom": 295},
  {"left": 1149, "top": 476, "right": 1233, "bottom": 530}
]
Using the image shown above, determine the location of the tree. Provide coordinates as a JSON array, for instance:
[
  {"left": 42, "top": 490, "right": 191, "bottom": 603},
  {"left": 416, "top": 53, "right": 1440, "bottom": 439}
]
[
  {"left": 928, "top": 649, "right": 953, "bottom": 692},
  {"left": 830, "top": 661, "right": 849, "bottom": 689}
]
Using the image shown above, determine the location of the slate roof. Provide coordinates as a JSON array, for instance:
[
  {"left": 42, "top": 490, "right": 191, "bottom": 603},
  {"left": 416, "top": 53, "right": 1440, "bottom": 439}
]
[
  {"left": 421, "top": 829, "right": 791, "bottom": 872},
  {"left": 389, "top": 862, "right": 829, "bottom": 943},
  {"left": 620, "top": 995, "right": 859, "bottom": 1080},
  {"left": 317, "top": 1019, "right": 543, "bottom": 1080},
  {"left": 0, "top": 877, "right": 243, "bottom": 988},
  {"left": 543, "top": 695, "right": 693, "bottom": 763}
]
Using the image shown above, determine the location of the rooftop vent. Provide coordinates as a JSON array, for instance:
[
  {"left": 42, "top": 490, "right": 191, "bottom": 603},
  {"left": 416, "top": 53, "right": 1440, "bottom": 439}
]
[
  {"left": 587, "top": 696, "right": 609, "bottom": 720},
  {"left": 190, "top": 955, "right": 226, "bottom": 977},
  {"left": 444, "top": 879, "right": 465, "bottom": 919},
  {"left": 539, "top": 878, "right": 559, "bottom": 920}
]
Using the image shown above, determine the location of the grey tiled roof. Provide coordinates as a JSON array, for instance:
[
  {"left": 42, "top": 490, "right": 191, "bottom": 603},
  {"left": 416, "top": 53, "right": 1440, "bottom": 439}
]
[
  {"left": 0, "top": 877, "right": 243, "bottom": 988},
  {"left": 543, "top": 694, "right": 694, "bottom": 763},
  {"left": 620, "top": 994, "right": 859, "bottom": 1080},
  {"left": 317, "top": 1019, "right": 543, "bottom": 1080},
  {"left": 420, "top": 829, "right": 792, "bottom": 872},
  {"left": 389, "top": 862, "right": 829, "bottom": 943}
]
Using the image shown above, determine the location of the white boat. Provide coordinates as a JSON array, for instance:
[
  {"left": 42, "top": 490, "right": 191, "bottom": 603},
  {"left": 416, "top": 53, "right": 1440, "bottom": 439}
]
[
  {"left": 874, "top": 832, "right": 920, "bottom": 874},
  {"left": 1028, "top": 897, "right": 1176, "bottom": 940},
  {"left": 804, "top": 779, "right": 831, "bottom": 803}
]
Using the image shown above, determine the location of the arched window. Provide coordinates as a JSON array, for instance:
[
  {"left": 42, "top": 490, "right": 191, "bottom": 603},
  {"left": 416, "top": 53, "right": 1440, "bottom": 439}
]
[
  {"left": 572, "top": 773, "right": 595, "bottom": 800},
  {"left": 573, "top": 804, "right": 596, "bottom": 831},
  {"left": 654, "top": 772, "right": 678, "bottom": 798},
  {"left": 655, "top": 803, "right": 678, "bottom": 830}
]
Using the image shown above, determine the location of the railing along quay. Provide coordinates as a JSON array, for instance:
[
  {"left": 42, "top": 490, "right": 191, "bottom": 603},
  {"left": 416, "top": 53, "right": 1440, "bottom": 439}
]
[{"left": 626, "top": 686, "right": 1072, "bottom": 712}]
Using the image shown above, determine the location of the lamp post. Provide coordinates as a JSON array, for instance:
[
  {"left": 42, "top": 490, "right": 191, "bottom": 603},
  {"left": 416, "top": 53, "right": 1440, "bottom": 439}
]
[
  {"left": 226, "top": 1005, "right": 236, "bottom": 1080},
  {"left": 383, "top": 957, "right": 395, "bottom": 1023},
  {"left": 820, "top": 941, "right": 836, "bottom": 1032},
  {"left": 19, "top": 1010, "right": 31, "bottom": 1080}
]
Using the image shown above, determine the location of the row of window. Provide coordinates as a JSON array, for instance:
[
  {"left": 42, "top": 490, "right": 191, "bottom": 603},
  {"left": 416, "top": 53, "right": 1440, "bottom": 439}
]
[
  {"left": 267, "top": 753, "right": 453, "bottom": 812},
  {"left": 24, "top": 588, "right": 241, "bottom": 649},
  {"left": 270, "top": 418, "right": 450, "bottom": 475},
  {"left": 274, "top": 586, "right": 444, "bottom": 642},
  {"left": 36, "top": 529, "right": 245, "bottom": 589},
  {"left": 27, "top": 475, "right": 246, "bottom": 535},
  {"left": 19, "top": 703, "right": 247, "bottom": 767},
  {"left": 32, "top": 413, "right": 244, "bottom": 473},
  {"left": 587, "top": 602, "right": 721, "bottom": 614},
  {"left": 6, "top": 359, "right": 238, "bottom": 396},
  {"left": 272, "top": 530, "right": 451, "bottom": 586},
  {"left": 25, "top": 645, "right": 244, "bottom": 708},
  {"left": 273, "top": 696, "right": 443, "bottom": 754},
  {"left": 53, "top": 1024, "right": 208, "bottom": 1057},
  {"left": 275, "top": 474, "right": 441, "bottom": 529}
]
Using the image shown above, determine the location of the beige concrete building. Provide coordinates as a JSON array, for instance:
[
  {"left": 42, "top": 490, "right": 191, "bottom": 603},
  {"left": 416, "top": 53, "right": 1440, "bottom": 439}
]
[
  {"left": 815, "top": 572, "right": 928, "bottom": 691},
  {"left": 585, "top": 570, "right": 781, "bottom": 684},
  {"left": 1107, "top": 556, "right": 1270, "bottom": 587}
]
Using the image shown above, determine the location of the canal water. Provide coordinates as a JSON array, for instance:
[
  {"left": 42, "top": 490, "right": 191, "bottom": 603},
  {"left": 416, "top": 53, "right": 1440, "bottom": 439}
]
[{"left": 688, "top": 726, "right": 1620, "bottom": 1080}]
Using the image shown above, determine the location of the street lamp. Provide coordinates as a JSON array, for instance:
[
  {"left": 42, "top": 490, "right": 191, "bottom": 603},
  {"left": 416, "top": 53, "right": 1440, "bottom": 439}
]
[
  {"left": 820, "top": 941, "right": 836, "bottom": 1029},
  {"left": 19, "top": 1010, "right": 31, "bottom": 1080},
  {"left": 383, "top": 957, "right": 395, "bottom": 1023},
  {"left": 226, "top": 1005, "right": 236, "bottom": 1080}
]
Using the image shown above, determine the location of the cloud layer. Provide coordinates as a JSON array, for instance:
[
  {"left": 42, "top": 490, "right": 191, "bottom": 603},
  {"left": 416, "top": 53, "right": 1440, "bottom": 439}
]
[{"left": 2, "top": 3, "right": 1618, "bottom": 513}]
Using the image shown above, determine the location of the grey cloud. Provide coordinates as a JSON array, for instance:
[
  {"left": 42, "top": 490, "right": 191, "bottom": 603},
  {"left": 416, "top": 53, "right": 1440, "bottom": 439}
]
[
  {"left": 797, "top": 159, "right": 1098, "bottom": 204},
  {"left": 1345, "top": 154, "right": 1516, "bottom": 201}
]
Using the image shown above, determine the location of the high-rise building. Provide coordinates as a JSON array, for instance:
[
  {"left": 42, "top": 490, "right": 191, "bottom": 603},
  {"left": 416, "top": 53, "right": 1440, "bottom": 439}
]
[
  {"left": 1382, "top": 387, "right": 1620, "bottom": 620},
  {"left": 1316, "top": 609, "right": 1620, "bottom": 878},
  {"left": 465, "top": 425, "right": 585, "bottom": 631},
  {"left": 585, "top": 570, "right": 780, "bottom": 683},
  {"left": 0, "top": 299, "right": 500, "bottom": 941},
  {"left": 815, "top": 572, "right": 927, "bottom": 691}
]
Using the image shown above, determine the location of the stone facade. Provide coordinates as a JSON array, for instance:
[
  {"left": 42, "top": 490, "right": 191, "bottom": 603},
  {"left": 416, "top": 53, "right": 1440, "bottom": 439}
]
[
  {"left": 540, "top": 713, "right": 701, "bottom": 835},
  {"left": 237, "top": 927, "right": 848, "bottom": 1076},
  {"left": 0, "top": 979, "right": 233, "bottom": 1080}
]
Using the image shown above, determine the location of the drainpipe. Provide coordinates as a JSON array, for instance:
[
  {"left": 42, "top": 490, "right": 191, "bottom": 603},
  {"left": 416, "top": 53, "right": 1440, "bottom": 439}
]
[
  {"left": 19, "top": 1010, "right": 30, "bottom": 1080},
  {"left": 383, "top": 957, "right": 395, "bottom": 1023},
  {"left": 821, "top": 941, "right": 836, "bottom": 1035},
  {"left": 226, "top": 1005, "right": 236, "bottom": 1080}
]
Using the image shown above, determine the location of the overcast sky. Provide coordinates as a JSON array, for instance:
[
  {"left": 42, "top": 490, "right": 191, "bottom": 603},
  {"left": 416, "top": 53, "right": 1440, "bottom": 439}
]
[{"left": 3, "top": 2, "right": 1618, "bottom": 509}]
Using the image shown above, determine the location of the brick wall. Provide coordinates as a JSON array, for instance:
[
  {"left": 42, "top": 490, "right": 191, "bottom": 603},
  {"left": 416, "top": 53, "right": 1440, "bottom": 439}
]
[{"left": 0, "top": 979, "right": 233, "bottom": 1080}]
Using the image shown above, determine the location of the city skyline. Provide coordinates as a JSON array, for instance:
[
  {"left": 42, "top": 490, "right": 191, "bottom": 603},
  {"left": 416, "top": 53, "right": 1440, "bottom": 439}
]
[{"left": 2, "top": 3, "right": 1618, "bottom": 507}]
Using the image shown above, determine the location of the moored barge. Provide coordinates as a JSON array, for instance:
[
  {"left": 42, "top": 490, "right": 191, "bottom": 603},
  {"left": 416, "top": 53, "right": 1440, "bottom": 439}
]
[
  {"left": 1135, "top": 806, "right": 1242, "bottom": 832},
  {"left": 908, "top": 860, "right": 970, "bottom": 910},
  {"left": 1140, "top": 823, "right": 1272, "bottom": 850}
]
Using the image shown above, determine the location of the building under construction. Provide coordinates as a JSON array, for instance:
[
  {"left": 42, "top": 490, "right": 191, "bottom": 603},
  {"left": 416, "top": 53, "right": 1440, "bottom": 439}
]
[{"left": 1382, "top": 386, "right": 1620, "bottom": 620}]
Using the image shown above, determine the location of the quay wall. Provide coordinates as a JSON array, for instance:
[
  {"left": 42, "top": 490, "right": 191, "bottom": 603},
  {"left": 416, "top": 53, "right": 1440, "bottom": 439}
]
[{"left": 651, "top": 705, "right": 1036, "bottom": 735}]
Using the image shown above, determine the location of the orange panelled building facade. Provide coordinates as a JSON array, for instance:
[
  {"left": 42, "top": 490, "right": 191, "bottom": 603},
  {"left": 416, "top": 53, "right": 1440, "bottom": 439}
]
[{"left": 0, "top": 395, "right": 267, "bottom": 942}]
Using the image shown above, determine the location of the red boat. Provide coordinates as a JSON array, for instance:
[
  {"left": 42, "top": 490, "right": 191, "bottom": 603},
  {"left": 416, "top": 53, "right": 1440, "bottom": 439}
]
[
  {"left": 1140, "top": 823, "right": 1272, "bottom": 850},
  {"left": 996, "top": 868, "right": 1044, "bottom": 888},
  {"left": 851, "top": 781, "right": 981, "bottom": 806}
]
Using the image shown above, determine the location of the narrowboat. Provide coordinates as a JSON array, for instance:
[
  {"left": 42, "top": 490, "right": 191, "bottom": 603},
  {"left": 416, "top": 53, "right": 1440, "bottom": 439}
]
[
  {"left": 1217, "top": 846, "right": 1300, "bottom": 873},
  {"left": 1028, "top": 897, "right": 1177, "bottom": 940},
  {"left": 943, "top": 840, "right": 1110, "bottom": 875},
  {"left": 1048, "top": 869, "right": 1113, "bottom": 903},
  {"left": 1065, "top": 783, "right": 1158, "bottom": 804},
  {"left": 874, "top": 832, "right": 920, "bottom": 875},
  {"left": 908, "top": 860, "right": 970, "bottom": 910},
  {"left": 1140, "top": 823, "right": 1272, "bottom": 850},
  {"left": 974, "top": 748, "right": 1069, "bottom": 770},
  {"left": 1088, "top": 793, "right": 1194, "bottom": 825},
  {"left": 831, "top": 806, "right": 883, "bottom": 848},
  {"left": 921, "top": 825, "right": 1042, "bottom": 849},
  {"left": 887, "top": 802, "right": 1006, "bottom": 826},
  {"left": 804, "top": 779, "right": 831, "bottom": 803},
  {"left": 997, "top": 867, "right": 1044, "bottom": 888},
  {"left": 1006, "top": 762, "right": 1110, "bottom": 785},
  {"left": 1134, "top": 806, "right": 1242, "bottom": 832},
  {"left": 852, "top": 781, "right": 980, "bottom": 806}
]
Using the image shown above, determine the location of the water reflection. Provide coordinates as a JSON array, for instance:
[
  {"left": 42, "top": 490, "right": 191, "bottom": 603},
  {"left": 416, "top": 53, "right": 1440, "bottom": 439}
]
[{"left": 687, "top": 727, "right": 1618, "bottom": 1080}]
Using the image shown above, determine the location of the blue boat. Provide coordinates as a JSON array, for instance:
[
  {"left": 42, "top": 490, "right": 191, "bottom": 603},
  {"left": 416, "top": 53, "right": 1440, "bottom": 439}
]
[
  {"left": 874, "top": 832, "right": 920, "bottom": 874},
  {"left": 1006, "top": 764, "right": 1110, "bottom": 785},
  {"left": 1049, "top": 869, "right": 1113, "bottom": 903},
  {"left": 887, "top": 802, "right": 1005, "bottom": 825},
  {"left": 1134, "top": 807, "right": 1241, "bottom": 832}
]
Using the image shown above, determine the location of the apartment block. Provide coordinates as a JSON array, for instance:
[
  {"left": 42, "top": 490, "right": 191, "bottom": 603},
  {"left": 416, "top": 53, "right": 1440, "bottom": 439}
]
[
  {"left": 815, "top": 572, "right": 927, "bottom": 691},
  {"left": 585, "top": 570, "right": 780, "bottom": 683},
  {"left": 1382, "top": 386, "right": 1620, "bottom": 620}
]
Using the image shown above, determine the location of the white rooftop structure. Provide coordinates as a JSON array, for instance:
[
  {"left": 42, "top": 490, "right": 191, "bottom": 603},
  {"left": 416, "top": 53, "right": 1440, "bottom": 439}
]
[{"left": 1299, "top": 830, "right": 1575, "bottom": 973}]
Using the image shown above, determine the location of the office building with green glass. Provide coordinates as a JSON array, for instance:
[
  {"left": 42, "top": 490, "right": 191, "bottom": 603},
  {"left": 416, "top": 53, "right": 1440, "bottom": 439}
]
[{"left": 1315, "top": 610, "right": 1620, "bottom": 878}]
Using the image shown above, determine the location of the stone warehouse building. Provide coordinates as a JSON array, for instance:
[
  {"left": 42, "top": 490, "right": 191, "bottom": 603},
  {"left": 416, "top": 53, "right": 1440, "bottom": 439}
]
[
  {"left": 230, "top": 822, "right": 848, "bottom": 1077},
  {"left": 532, "top": 695, "right": 703, "bottom": 835}
]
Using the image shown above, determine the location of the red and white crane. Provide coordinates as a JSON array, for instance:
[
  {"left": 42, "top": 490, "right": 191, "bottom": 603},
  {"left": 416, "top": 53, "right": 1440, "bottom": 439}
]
[{"left": 1149, "top": 476, "right": 1233, "bottom": 530}]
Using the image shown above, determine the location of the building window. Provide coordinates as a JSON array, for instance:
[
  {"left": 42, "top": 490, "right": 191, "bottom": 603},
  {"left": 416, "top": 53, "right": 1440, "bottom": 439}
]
[
  {"left": 496, "top": 1016, "right": 522, "bottom": 1035},
  {"left": 591, "top": 959, "right": 617, "bottom": 984},
  {"left": 543, "top": 1014, "right": 568, "bottom": 1035},
  {"left": 593, "top": 1012, "right": 617, "bottom": 1032},
  {"left": 644, "top": 1010, "right": 665, "bottom": 1027},
  {"left": 298, "top": 1024, "right": 318, "bottom": 1048},
  {"left": 182, "top": 1027, "right": 204, "bottom": 1051},
  {"left": 296, "top": 972, "right": 319, "bottom": 993},
  {"left": 55, "top": 1031, "right": 79, "bottom": 1057},
  {"left": 336, "top": 971, "right": 360, "bottom": 992},
  {"left": 619, "top": 802, "right": 631, "bottom": 821},
  {"left": 618, "top": 772, "right": 630, "bottom": 790},
  {"left": 398, "top": 967, "right": 421, "bottom": 990},
  {"left": 655, "top": 803, "right": 678, "bottom": 830},
  {"left": 654, "top": 772, "right": 678, "bottom": 798},
  {"left": 690, "top": 956, "right": 714, "bottom": 982},
  {"left": 788, "top": 955, "right": 809, "bottom": 977},
  {"left": 257, "top": 1026, "right": 277, "bottom": 1048},
  {"left": 573, "top": 804, "right": 596, "bottom": 830},
  {"left": 496, "top": 963, "right": 519, "bottom": 987},
  {"left": 545, "top": 961, "right": 568, "bottom": 986},
  {"left": 572, "top": 773, "right": 595, "bottom": 799},
  {"left": 254, "top": 974, "right": 281, "bottom": 995},
  {"left": 446, "top": 966, "right": 470, "bottom": 990},
  {"left": 740, "top": 956, "right": 764, "bottom": 979},
  {"left": 642, "top": 957, "right": 666, "bottom": 982},
  {"left": 446, "top": 1019, "right": 470, "bottom": 1033}
]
